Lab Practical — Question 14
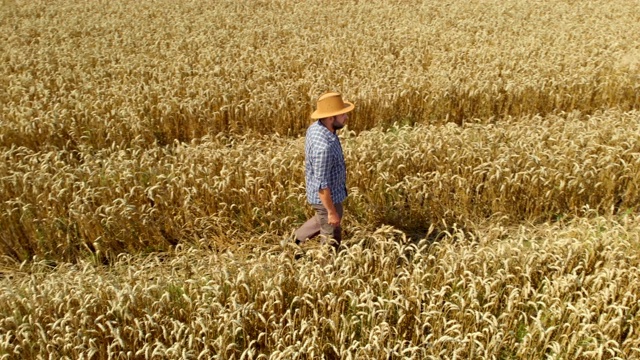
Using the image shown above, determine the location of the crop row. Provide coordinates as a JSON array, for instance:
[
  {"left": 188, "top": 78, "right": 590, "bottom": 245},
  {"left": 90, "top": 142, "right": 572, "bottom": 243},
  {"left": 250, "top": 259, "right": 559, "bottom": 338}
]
[
  {"left": 1, "top": 0, "right": 639, "bottom": 150},
  {"left": 1, "top": 215, "right": 639, "bottom": 358},
  {"left": 1, "top": 109, "right": 639, "bottom": 262}
]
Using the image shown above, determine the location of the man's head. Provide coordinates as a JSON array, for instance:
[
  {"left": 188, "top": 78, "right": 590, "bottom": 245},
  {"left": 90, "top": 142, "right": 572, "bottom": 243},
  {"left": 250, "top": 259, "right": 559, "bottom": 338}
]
[
  {"left": 325, "top": 113, "right": 349, "bottom": 130},
  {"left": 311, "top": 92, "right": 354, "bottom": 127}
]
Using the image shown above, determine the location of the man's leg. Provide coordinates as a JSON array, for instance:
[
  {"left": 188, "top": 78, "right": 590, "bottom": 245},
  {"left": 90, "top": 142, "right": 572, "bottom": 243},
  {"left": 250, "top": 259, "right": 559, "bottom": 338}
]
[
  {"left": 294, "top": 214, "right": 321, "bottom": 244},
  {"left": 312, "top": 203, "right": 343, "bottom": 247}
]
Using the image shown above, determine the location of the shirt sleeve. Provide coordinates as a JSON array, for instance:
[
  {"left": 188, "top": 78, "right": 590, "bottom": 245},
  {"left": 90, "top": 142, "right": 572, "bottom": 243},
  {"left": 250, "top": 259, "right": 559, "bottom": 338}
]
[{"left": 311, "top": 146, "right": 332, "bottom": 190}]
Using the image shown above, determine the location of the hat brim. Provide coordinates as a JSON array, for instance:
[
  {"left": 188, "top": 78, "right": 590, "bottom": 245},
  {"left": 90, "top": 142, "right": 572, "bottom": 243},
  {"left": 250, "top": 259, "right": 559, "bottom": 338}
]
[{"left": 310, "top": 101, "right": 355, "bottom": 119}]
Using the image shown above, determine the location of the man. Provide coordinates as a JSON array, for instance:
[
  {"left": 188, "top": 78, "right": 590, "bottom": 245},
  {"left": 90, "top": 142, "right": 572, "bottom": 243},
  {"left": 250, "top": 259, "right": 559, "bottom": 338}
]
[{"left": 294, "top": 92, "right": 354, "bottom": 248}]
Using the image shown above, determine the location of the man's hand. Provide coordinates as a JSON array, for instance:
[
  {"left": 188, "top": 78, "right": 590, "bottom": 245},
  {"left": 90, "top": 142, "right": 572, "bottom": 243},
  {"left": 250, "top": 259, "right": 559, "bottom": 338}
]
[
  {"left": 319, "top": 188, "right": 340, "bottom": 227},
  {"left": 327, "top": 210, "right": 341, "bottom": 227}
]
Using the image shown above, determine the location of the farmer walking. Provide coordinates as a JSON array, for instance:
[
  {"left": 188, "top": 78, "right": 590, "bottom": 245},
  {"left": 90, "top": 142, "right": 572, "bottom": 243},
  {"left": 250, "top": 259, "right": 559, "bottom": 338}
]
[{"left": 294, "top": 92, "right": 354, "bottom": 249}]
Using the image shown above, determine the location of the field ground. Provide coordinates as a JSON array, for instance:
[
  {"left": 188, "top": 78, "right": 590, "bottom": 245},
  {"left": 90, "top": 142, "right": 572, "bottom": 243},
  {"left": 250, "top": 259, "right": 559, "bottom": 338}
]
[{"left": 2, "top": 0, "right": 640, "bottom": 358}]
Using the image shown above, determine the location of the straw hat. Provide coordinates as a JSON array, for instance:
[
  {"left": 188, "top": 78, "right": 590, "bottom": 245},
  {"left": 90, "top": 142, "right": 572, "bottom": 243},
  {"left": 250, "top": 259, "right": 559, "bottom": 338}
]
[{"left": 310, "top": 92, "right": 355, "bottom": 119}]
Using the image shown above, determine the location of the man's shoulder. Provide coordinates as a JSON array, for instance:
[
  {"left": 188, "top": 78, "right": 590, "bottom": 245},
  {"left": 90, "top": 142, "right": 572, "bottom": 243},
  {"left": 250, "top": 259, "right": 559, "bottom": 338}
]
[
  {"left": 306, "top": 120, "right": 323, "bottom": 134},
  {"left": 306, "top": 122, "right": 330, "bottom": 142}
]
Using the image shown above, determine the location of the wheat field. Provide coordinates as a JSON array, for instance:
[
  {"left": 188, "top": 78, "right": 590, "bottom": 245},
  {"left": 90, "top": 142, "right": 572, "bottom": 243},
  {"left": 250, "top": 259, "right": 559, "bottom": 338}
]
[
  {"left": 2, "top": 217, "right": 640, "bottom": 359},
  {"left": 2, "top": 0, "right": 640, "bottom": 358},
  {"left": 2, "top": 0, "right": 639, "bottom": 150}
]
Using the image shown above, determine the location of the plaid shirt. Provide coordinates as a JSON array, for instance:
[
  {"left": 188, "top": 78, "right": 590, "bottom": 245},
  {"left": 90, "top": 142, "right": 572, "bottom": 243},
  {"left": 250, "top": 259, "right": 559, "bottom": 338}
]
[{"left": 304, "top": 121, "right": 347, "bottom": 205}]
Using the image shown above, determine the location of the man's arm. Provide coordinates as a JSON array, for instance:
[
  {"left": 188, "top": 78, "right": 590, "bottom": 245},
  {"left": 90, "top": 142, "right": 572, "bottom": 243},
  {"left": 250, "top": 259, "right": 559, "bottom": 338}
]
[
  {"left": 312, "top": 146, "right": 340, "bottom": 227},
  {"left": 319, "top": 188, "right": 340, "bottom": 227}
]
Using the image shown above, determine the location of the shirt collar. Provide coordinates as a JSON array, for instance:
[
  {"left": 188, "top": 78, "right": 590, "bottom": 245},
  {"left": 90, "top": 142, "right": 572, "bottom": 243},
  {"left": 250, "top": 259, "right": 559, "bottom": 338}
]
[{"left": 317, "top": 120, "right": 337, "bottom": 137}]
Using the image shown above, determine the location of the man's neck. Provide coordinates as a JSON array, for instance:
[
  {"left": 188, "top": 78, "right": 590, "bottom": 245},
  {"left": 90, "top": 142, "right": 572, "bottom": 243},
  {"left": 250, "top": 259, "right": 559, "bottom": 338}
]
[{"left": 320, "top": 118, "right": 335, "bottom": 133}]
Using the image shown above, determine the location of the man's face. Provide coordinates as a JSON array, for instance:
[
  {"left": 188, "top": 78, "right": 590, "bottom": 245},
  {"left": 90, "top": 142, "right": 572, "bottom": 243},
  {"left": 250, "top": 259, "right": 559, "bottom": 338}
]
[{"left": 333, "top": 113, "right": 348, "bottom": 130}]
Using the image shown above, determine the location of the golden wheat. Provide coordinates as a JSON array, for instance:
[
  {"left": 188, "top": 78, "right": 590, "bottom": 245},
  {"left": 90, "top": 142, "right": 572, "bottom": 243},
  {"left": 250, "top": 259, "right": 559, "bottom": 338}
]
[
  {"left": 1, "top": 216, "right": 639, "bottom": 358},
  {"left": 1, "top": 0, "right": 639, "bottom": 150},
  {"left": 2, "top": 109, "right": 639, "bottom": 262},
  {"left": 3, "top": 1, "right": 640, "bottom": 358}
]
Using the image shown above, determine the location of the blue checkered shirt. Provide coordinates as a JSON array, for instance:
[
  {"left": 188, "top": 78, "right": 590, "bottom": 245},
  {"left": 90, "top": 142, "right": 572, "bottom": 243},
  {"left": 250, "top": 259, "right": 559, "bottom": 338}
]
[{"left": 304, "top": 121, "right": 347, "bottom": 205}]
